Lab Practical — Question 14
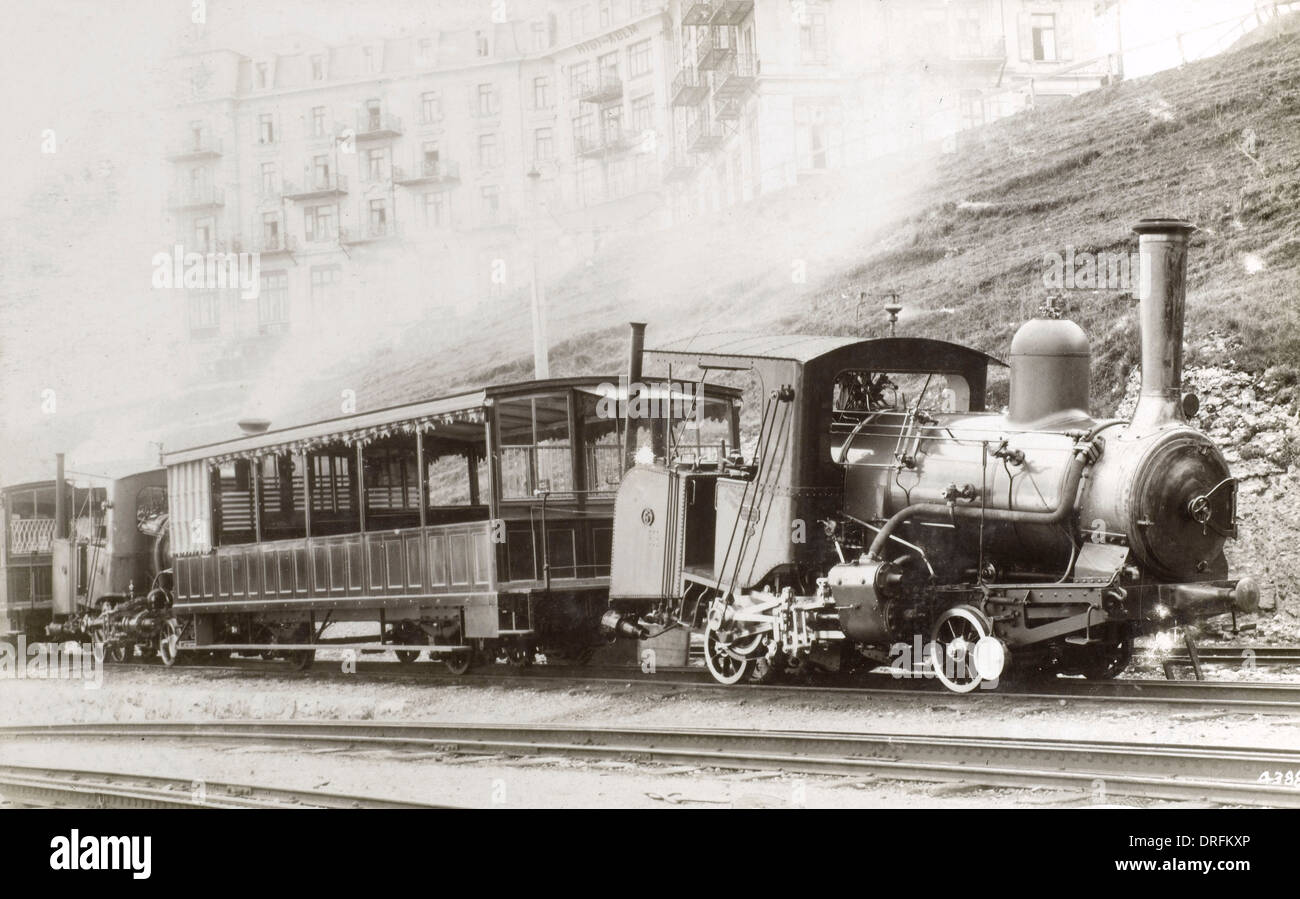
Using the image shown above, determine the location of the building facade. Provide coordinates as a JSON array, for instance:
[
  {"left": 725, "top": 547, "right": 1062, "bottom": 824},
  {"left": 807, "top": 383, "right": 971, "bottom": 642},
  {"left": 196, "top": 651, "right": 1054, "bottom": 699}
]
[{"left": 165, "top": 0, "right": 1112, "bottom": 370}]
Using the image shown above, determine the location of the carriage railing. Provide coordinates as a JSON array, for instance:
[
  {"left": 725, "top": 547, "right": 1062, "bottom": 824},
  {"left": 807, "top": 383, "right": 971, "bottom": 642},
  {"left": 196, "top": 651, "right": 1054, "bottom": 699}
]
[{"left": 7, "top": 517, "right": 55, "bottom": 554}]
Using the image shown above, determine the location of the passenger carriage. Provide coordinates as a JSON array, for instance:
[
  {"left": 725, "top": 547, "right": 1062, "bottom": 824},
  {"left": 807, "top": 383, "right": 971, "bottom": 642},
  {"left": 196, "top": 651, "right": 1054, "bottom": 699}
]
[{"left": 161, "top": 376, "right": 741, "bottom": 669}]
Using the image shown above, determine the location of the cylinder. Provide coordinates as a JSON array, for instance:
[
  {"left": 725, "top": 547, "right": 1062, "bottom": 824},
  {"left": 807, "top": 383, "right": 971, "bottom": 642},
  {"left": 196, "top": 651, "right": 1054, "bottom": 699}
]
[
  {"left": 1131, "top": 218, "right": 1196, "bottom": 434},
  {"left": 54, "top": 453, "right": 68, "bottom": 540}
]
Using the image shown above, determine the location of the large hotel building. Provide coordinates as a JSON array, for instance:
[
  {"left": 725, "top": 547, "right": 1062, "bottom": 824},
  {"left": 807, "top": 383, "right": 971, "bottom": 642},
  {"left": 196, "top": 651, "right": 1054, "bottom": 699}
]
[{"left": 166, "top": 0, "right": 1113, "bottom": 372}]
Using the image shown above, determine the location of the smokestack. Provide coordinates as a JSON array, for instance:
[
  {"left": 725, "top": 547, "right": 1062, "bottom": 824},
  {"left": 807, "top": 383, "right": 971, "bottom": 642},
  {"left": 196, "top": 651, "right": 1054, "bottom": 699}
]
[
  {"left": 1131, "top": 218, "right": 1196, "bottom": 434},
  {"left": 624, "top": 322, "right": 646, "bottom": 470},
  {"left": 54, "top": 453, "right": 67, "bottom": 540}
]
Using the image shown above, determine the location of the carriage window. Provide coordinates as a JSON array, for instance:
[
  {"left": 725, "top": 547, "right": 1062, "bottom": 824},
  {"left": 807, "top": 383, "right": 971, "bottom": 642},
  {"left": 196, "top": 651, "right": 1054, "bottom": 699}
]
[
  {"left": 213, "top": 459, "right": 255, "bottom": 545},
  {"left": 425, "top": 438, "right": 489, "bottom": 509},
  {"left": 833, "top": 372, "right": 970, "bottom": 418},
  {"left": 363, "top": 437, "right": 420, "bottom": 529},
  {"left": 498, "top": 394, "right": 573, "bottom": 499},
  {"left": 308, "top": 444, "right": 360, "bottom": 536},
  {"left": 258, "top": 454, "right": 306, "bottom": 540},
  {"left": 578, "top": 391, "right": 623, "bottom": 491}
]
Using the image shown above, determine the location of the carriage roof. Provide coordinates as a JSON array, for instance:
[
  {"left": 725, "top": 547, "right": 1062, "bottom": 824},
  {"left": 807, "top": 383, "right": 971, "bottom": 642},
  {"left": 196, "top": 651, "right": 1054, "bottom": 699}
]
[{"left": 646, "top": 331, "right": 1005, "bottom": 371}]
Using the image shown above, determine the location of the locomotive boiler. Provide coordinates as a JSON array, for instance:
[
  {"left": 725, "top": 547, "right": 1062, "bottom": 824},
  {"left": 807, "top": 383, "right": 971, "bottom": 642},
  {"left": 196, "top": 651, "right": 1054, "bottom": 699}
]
[{"left": 607, "top": 218, "right": 1258, "bottom": 691}]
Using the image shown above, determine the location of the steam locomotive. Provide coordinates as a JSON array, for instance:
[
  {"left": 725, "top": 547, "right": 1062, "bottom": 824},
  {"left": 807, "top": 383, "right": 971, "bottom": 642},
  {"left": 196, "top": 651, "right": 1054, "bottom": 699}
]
[
  {"left": 607, "top": 218, "right": 1257, "bottom": 690},
  {"left": 22, "top": 218, "right": 1257, "bottom": 692}
]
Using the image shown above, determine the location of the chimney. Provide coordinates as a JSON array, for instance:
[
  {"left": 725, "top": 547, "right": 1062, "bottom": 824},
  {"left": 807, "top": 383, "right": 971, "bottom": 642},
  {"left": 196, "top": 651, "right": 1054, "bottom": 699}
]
[
  {"left": 624, "top": 322, "right": 646, "bottom": 470},
  {"left": 54, "top": 453, "right": 68, "bottom": 540},
  {"left": 1130, "top": 218, "right": 1196, "bottom": 434}
]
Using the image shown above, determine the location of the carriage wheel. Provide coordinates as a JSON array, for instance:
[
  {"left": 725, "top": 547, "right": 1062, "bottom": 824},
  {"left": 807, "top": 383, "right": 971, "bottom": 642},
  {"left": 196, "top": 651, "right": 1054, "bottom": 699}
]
[
  {"left": 444, "top": 650, "right": 473, "bottom": 675},
  {"left": 929, "top": 605, "right": 1004, "bottom": 694},
  {"left": 285, "top": 650, "right": 315, "bottom": 672},
  {"left": 392, "top": 621, "right": 426, "bottom": 664}
]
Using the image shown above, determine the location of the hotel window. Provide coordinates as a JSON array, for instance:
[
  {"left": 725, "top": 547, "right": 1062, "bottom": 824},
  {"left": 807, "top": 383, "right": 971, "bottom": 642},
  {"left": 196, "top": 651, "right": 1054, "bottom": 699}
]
[
  {"left": 570, "top": 5, "right": 590, "bottom": 38},
  {"left": 628, "top": 39, "right": 652, "bottom": 77},
  {"left": 312, "top": 155, "right": 331, "bottom": 187},
  {"left": 534, "top": 127, "right": 554, "bottom": 161},
  {"left": 262, "top": 212, "right": 280, "bottom": 247},
  {"left": 368, "top": 200, "right": 388, "bottom": 235},
  {"left": 194, "top": 219, "right": 213, "bottom": 252},
  {"left": 630, "top": 94, "right": 653, "bottom": 133},
  {"left": 597, "top": 51, "right": 618, "bottom": 86},
  {"left": 600, "top": 104, "right": 622, "bottom": 141},
  {"left": 533, "top": 75, "right": 551, "bottom": 109},
  {"left": 258, "top": 113, "right": 275, "bottom": 144},
  {"left": 480, "top": 185, "right": 501, "bottom": 224},
  {"left": 189, "top": 121, "right": 204, "bottom": 149},
  {"left": 476, "top": 30, "right": 489, "bottom": 57},
  {"left": 310, "top": 265, "right": 342, "bottom": 311},
  {"left": 599, "top": 0, "right": 611, "bottom": 28},
  {"left": 366, "top": 147, "right": 386, "bottom": 181},
  {"left": 420, "top": 91, "right": 441, "bottom": 124},
  {"left": 259, "top": 271, "right": 289, "bottom": 325},
  {"left": 362, "top": 46, "right": 376, "bottom": 72},
  {"left": 364, "top": 98, "right": 382, "bottom": 131},
  {"left": 478, "top": 132, "right": 500, "bottom": 168},
  {"left": 260, "top": 162, "right": 276, "bottom": 195},
  {"left": 1030, "top": 14, "right": 1057, "bottom": 61},
  {"left": 311, "top": 106, "right": 326, "bottom": 137},
  {"left": 799, "top": 5, "right": 829, "bottom": 63},
  {"left": 477, "top": 83, "right": 498, "bottom": 116},
  {"left": 311, "top": 55, "right": 324, "bottom": 80},
  {"left": 417, "top": 37, "right": 434, "bottom": 62},
  {"left": 255, "top": 62, "right": 268, "bottom": 88},
  {"left": 304, "top": 204, "right": 336, "bottom": 242},
  {"left": 421, "top": 192, "right": 447, "bottom": 228},
  {"left": 569, "top": 61, "right": 591, "bottom": 96},
  {"left": 573, "top": 111, "right": 595, "bottom": 147},
  {"left": 422, "top": 141, "right": 441, "bottom": 174},
  {"left": 532, "top": 22, "right": 548, "bottom": 50}
]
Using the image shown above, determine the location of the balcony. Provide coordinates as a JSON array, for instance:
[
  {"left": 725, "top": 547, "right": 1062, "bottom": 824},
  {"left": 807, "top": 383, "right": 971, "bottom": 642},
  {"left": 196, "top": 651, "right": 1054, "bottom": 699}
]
[
  {"left": 167, "top": 185, "right": 225, "bottom": 209},
  {"left": 714, "top": 53, "right": 757, "bottom": 99},
  {"left": 686, "top": 115, "right": 724, "bottom": 153},
  {"left": 695, "top": 29, "right": 735, "bottom": 71},
  {"left": 715, "top": 96, "right": 742, "bottom": 121},
  {"left": 282, "top": 173, "right": 348, "bottom": 200},
  {"left": 355, "top": 112, "right": 403, "bottom": 140},
  {"left": 682, "top": 0, "right": 715, "bottom": 26},
  {"left": 252, "top": 232, "right": 298, "bottom": 254},
  {"left": 578, "top": 71, "right": 623, "bottom": 105},
  {"left": 166, "top": 136, "right": 223, "bottom": 161},
  {"left": 575, "top": 129, "right": 636, "bottom": 158},
  {"left": 709, "top": 0, "right": 753, "bottom": 26},
  {"left": 339, "top": 221, "right": 401, "bottom": 244},
  {"left": 671, "top": 67, "right": 709, "bottom": 106},
  {"left": 393, "top": 160, "right": 461, "bottom": 186}
]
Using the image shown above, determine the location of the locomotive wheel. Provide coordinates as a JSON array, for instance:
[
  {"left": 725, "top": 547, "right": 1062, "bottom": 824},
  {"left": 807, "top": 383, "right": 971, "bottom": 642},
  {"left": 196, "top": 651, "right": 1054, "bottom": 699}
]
[
  {"left": 1080, "top": 628, "right": 1134, "bottom": 680},
  {"left": 158, "top": 621, "right": 181, "bottom": 668},
  {"left": 703, "top": 625, "right": 763, "bottom": 686},
  {"left": 929, "top": 605, "right": 1002, "bottom": 694},
  {"left": 444, "top": 650, "right": 473, "bottom": 675}
]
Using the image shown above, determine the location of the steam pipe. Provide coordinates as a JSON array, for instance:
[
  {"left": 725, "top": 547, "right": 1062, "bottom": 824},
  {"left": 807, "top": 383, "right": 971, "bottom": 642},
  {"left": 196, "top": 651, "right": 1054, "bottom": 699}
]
[
  {"left": 624, "top": 322, "right": 646, "bottom": 469},
  {"left": 54, "top": 453, "right": 67, "bottom": 540},
  {"left": 865, "top": 438, "right": 1100, "bottom": 562},
  {"left": 1131, "top": 218, "right": 1196, "bottom": 434}
]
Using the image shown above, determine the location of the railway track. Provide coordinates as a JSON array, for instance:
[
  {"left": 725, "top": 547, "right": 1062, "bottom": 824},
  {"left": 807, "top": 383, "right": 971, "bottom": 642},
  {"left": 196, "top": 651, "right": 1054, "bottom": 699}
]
[
  {"left": 3, "top": 720, "right": 1299, "bottom": 808},
  {"left": 0, "top": 762, "right": 454, "bottom": 809},
  {"left": 106, "top": 656, "right": 1300, "bottom": 714}
]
